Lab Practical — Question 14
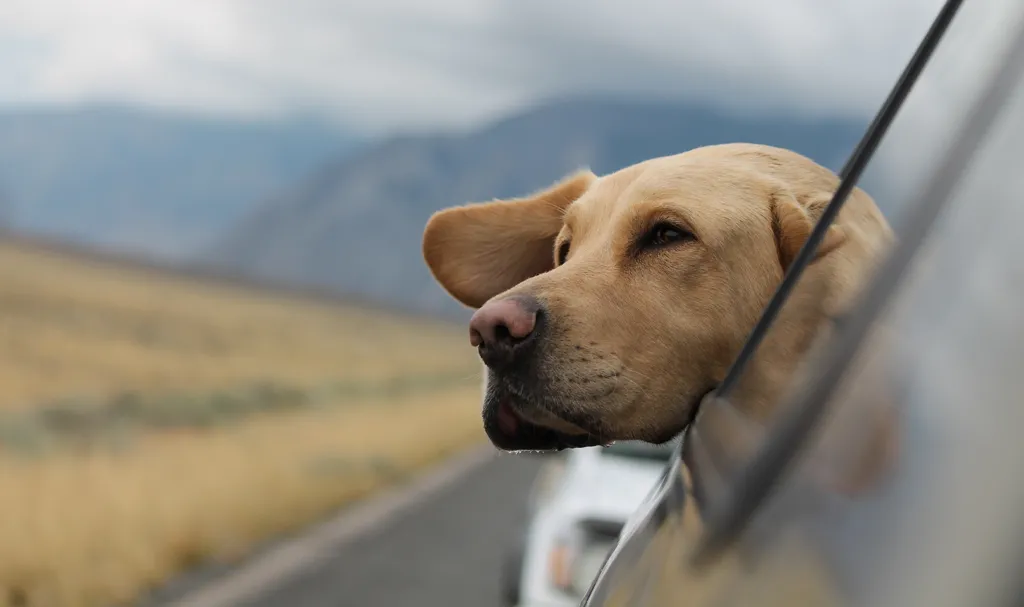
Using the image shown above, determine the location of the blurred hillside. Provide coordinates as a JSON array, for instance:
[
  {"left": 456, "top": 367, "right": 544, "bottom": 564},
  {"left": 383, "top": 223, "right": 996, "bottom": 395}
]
[
  {"left": 203, "top": 97, "right": 867, "bottom": 318},
  {"left": 0, "top": 106, "right": 357, "bottom": 259}
]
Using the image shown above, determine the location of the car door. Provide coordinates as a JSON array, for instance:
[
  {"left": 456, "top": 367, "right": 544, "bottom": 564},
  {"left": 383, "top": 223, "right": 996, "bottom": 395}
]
[{"left": 580, "top": 0, "right": 1024, "bottom": 605}]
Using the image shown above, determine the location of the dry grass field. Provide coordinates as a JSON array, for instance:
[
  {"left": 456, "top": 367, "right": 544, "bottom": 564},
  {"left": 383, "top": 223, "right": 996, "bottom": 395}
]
[{"left": 0, "top": 239, "right": 485, "bottom": 607}]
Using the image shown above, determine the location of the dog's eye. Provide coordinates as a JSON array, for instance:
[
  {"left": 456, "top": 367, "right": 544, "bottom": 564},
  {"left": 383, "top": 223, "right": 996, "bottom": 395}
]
[
  {"left": 643, "top": 222, "right": 694, "bottom": 249},
  {"left": 557, "top": 241, "right": 571, "bottom": 265}
]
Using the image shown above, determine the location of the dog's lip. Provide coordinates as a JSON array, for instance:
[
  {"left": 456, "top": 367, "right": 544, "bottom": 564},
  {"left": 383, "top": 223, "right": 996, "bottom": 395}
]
[
  {"left": 496, "top": 399, "right": 521, "bottom": 436},
  {"left": 508, "top": 399, "right": 590, "bottom": 436},
  {"left": 491, "top": 396, "right": 606, "bottom": 451},
  {"left": 498, "top": 380, "right": 593, "bottom": 435}
]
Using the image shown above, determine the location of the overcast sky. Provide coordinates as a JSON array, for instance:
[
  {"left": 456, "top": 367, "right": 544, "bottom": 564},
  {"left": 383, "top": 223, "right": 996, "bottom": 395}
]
[{"left": 0, "top": 0, "right": 956, "bottom": 135}]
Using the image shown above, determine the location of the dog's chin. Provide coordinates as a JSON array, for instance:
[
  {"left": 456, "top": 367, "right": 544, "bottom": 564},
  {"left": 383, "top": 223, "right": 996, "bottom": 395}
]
[{"left": 482, "top": 396, "right": 605, "bottom": 452}]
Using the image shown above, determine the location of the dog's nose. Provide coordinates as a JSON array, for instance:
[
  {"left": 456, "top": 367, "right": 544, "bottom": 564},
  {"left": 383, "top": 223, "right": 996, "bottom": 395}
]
[{"left": 469, "top": 295, "right": 541, "bottom": 369}]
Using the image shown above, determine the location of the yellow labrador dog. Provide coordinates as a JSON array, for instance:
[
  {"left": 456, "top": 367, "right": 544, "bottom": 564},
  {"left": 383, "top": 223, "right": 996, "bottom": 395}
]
[{"left": 422, "top": 143, "right": 893, "bottom": 456}]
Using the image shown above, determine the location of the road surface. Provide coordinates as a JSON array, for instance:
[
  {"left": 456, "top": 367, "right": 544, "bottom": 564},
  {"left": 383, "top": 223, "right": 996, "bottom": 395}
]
[{"left": 155, "top": 448, "right": 544, "bottom": 607}]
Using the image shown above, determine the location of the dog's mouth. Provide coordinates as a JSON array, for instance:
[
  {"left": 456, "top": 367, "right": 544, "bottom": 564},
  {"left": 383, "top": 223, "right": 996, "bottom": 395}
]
[
  {"left": 484, "top": 396, "right": 607, "bottom": 452},
  {"left": 481, "top": 372, "right": 718, "bottom": 453},
  {"left": 686, "top": 385, "right": 719, "bottom": 428}
]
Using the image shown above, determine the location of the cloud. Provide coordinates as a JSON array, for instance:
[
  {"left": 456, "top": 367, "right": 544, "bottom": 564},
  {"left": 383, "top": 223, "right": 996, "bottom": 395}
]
[
  {"left": 0, "top": 0, "right": 954, "bottom": 134},
  {"left": 865, "top": 0, "right": 1024, "bottom": 209},
  {"left": 493, "top": 0, "right": 942, "bottom": 119},
  {"left": 2, "top": 0, "right": 1022, "bottom": 214}
]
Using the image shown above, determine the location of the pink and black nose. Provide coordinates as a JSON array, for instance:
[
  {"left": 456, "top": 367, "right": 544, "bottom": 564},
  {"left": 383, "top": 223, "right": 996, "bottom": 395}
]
[{"left": 469, "top": 295, "right": 542, "bottom": 370}]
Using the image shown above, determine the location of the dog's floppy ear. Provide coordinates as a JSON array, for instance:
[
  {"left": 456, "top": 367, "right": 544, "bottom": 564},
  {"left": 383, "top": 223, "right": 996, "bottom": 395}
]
[
  {"left": 422, "top": 170, "right": 597, "bottom": 308},
  {"left": 770, "top": 191, "right": 847, "bottom": 270}
]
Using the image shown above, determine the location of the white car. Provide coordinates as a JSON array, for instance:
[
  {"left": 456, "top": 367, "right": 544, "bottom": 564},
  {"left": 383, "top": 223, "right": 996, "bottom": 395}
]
[{"left": 501, "top": 440, "right": 677, "bottom": 607}]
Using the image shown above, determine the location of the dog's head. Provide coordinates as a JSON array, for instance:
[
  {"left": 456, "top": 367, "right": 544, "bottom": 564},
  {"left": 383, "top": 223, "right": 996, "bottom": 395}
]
[{"left": 423, "top": 143, "right": 889, "bottom": 452}]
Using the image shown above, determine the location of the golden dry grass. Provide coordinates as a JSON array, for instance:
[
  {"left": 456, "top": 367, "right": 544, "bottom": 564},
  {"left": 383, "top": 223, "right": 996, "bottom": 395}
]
[
  {"left": 0, "top": 240, "right": 487, "bottom": 606},
  {"left": 0, "top": 388, "right": 485, "bottom": 607},
  {"left": 0, "top": 240, "right": 473, "bottom": 411}
]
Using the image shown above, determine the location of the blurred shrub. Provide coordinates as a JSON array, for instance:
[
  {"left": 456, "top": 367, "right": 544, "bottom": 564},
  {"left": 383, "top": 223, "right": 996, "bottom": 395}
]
[{"left": 0, "top": 370, "right": 473, "bottom": 456}]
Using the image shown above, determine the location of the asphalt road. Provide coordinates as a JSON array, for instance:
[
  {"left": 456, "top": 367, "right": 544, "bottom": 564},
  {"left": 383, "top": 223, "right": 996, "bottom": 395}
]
[{"left": 157, "top": 449, "right": 545, "bottom": 607}]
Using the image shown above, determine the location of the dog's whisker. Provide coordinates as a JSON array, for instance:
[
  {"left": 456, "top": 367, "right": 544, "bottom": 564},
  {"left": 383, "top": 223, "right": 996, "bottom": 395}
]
[
  {"left": 618, "top": 374, "right": 647, "bottom": 394},
  {"left": 625, "top": 367, "right": 654, "bottom": 382},
  {"left": 455, "top": 371, "right": 483, "bottom": 383}
]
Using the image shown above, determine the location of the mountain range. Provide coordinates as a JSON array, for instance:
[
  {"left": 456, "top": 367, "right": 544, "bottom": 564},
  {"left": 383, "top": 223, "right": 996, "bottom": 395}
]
[
  {"left": 0, "top": 106, "right": 357, "bottom": 259},
  {"left": 0, "top": 99, "right": 872, "bottom": 318}
]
